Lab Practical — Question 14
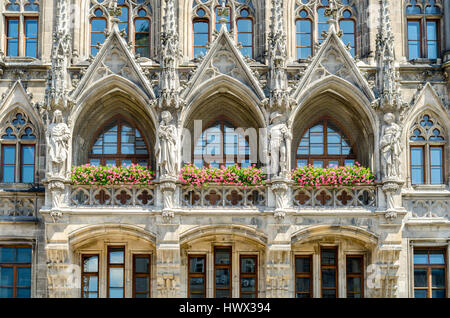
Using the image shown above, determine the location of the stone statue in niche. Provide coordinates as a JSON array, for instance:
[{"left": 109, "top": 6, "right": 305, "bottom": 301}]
[
  {"left": 47, "top": 110, "right": 71, "bottom": 179},
  {"left": 268, "top": 112, "right": 291, "bottom": 177},
  {"left": 155, "top": 111, "right": 178, "bottom": 177},
  {"left": 380, "top": 113, "right": 402, "bottom": 179}
]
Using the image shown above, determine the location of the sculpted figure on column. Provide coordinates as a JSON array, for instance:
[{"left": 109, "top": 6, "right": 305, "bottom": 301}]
[
  {"left": 47, "top": 110, "right": 71, "bottom": 179},
  {"left": 156, "top": 111, "right": 178, "bottom": 177},
  {"left": 380, "top": 113, "right": 402, "bottom": 179},
  {"left": 268, "top": 112, "right": 291, "bottom": 177}
]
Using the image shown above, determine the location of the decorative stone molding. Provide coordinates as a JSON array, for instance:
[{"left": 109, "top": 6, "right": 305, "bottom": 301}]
[
  {"left": 266, "top": 248, "right": 290, "bottom": 298},
  {"left": 374, "top": 245, "right": 401, "bottom": 298},
  {"left": 271, "top": 179, "right": 290, "bottom": 220},
  {"left": 156, "top": 246, "right": 181, "bottom": 298},
  {"left": 46, "top": 245, "right": 78, "bottom": 298},
  {"left": 160, "top": 177, "right": 177, "bottom": 222},
  {"left": 382, "top": 179, "right": 404, "bottom": 220}
]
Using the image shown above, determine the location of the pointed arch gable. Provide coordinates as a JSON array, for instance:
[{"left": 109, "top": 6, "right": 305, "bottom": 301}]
[
  {"left": 70, "top": 74, "right": 158, "bottom": 128},
  {"left": 0, "top": 81, "right": 43, "bottom": 135},
  {"left": 180, "top": 75, "right": 266, "bottom": 130},
  {"left": 403, "top": 83, "right": 450, "bottom": 137},
  {"left": 289, "top": 76, "right": 379, "bottom": 171}
]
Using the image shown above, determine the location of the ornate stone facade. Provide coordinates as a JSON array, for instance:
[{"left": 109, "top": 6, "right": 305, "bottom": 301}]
[{"left": 0, "top": 0, "right": 449, "bottom": 299}]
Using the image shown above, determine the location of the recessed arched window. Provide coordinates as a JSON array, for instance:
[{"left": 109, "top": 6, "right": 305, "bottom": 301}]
[
  {"left": 294, "top": 0, "right": 358, "bottom": 58},
  {"left": 88, "top": 117, "right": 149, "bottom": 167},
  {"left": 339, "top": 10, "right": 356, "bottom": 57},
  {"left": 4, "top": 0, "right": 39, "bottom": 58},
  {"left": 236, "top": 9, "right": 253, "bottom": 58},
  {"left": 90, "top": 8, "right": 107, "bottom": 56},
  {"left": 193, "top": 117, "right": 251, "bottom": 168},
  {"left": 193, "top": 18, "right": 210, "bottom": 58},
  {"left": 89, "top": 0, "right": 153, "bottom": 57},
  {"left": 409, "top": 113, "right": 446, "bottom": 185},
  {"left": 296, "top": 117, "right": 356, "bottom": 168},
  {"left": 192, "top": 0, "right": 256, "bottom": 59},
  {"left": 0, "top": 111, "right": 37, "bottom": 183},
  {"left": 406, "top": 0, "right": 442, "bottom": 60}
]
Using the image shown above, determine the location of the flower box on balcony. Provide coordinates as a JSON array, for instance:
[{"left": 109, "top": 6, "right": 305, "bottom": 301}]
[
  {"left": 291, "top": 164, "right": 376, "bottom": 190},
  {"left": 179, "top": 164, "right": 266, "bottom": 188},
  {"left": 71, "top": 164, "right": 155, "bottom": 186}
]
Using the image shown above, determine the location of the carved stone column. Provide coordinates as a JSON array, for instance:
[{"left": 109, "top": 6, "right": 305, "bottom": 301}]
[
  {"left": 44, "top": 177, "right": 71, "bottom": 222},
  {"left": 160, "top": 176, "right": 177, "bottom": 222},
  {"left": 265, "top": 246, "right": 291, "bottom": 298},
  {"left": 156, "top": 244, "right": 181, "bottom": 298},
  {"left": 373, "top": 245, "right": 401, "bottom": 298},
  {"left": 382, "top": 179, "right": 404, "bottom": 220},
  {"left": 46, "top": 244, "right": 78, "bottom": 298},
  {"left": 270, "top": 178, "right": 290, "bottom": 220}
]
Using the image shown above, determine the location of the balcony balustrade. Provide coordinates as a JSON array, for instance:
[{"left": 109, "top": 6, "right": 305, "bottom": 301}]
[{"left": 71, "top": 185, "right": 155, "bottom": 207}]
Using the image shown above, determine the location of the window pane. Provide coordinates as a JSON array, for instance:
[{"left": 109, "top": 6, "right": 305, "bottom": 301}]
[
  {"left": 16, "top": 288, "right": 31, "bottom": 298},
  {"left": 134, "top": 257, "right": 149, "bottom": 273},
  {"left": 189, "top": 277, "right": 205, "bottom": 293},
  {"left": 408, "top": 21, "right": 421, "bottom": 59},
  {"left": 241, "top": 258, "right": 256, "bottom": 274},
  {"left": 83, "top": 256, "right": 98, "bottom": 273},
  {"left": 322, "top": 268, "right": 336, "bottom": 288},
  {"left": 0, "top": 288, "right": 13, "bottom": 298},
  {"left": 109, "top": 268, "right": 124, "bottom": 288},
  {"left": 347, "top": 257, "right": 362, "bottom": 274},
  {"left": 237, "top": 19, "right": 252, "bottom": 32},
  {"left": 322, "top": 289, "right": 336, "bottom": 298},
  {"left": 215, "top": 249, "right": 230, "bottom": 265},
  {"left": 215, "top": 268, "right": 230, "bottom": 288},
  {"left": 432, "top": 289, "right": 445, "bottom": 298},
  {"left": 21, "top": 146, "right": 35, "bottom": 183},
  {"left": 0, "top": 247, "right": 15, "bottom": 263},
  {"left": 0, "top": 267, "right": 14, "bottom": 286},
  {"left": 430, "top": 148, "right": 443, "bottom": 184},
  {"left": 2, "top": 146, "right": 16, "bottom": 183},
  {"left": 194, "top": 21, "right": 209, "bottom": 33},
  {"left": 414, "top": 250, "right": 428, "bottom": 265},
  {"left": 109, "top": 249, "right": 124, "bottom": 264},
  {"left": 190, "top": 257, "right": 205, "bottom": 273},
  {"left": 296, "top": 277, "right": 311, "bottom": 293},
  {"left": 322, "top": 249, "right": 336, "bottom": 265},
  {"left": 429, "top": 251, "right": 445, "bottom": 265},
  {"left": 16, "top": 247, "right": 32, "bottom": 263},
  {"left": 431, "top": 268, "right": 445, "bottom": 288},
  {"left": 347, "top": 277, "right": 361, "bottom": 292},
  {"left": 135, "top": 277, "right": 149, "bottom": 293},
  {"left": 109, "top": 288, "right": 124, "bottom": 298},
  {"left": 296, "top": 257, "right": 310, "bottom": 273},
  {"left": 17, "top": 267, "right": 31, "bottom": 287},
  {"left": 414, "top": 289, "right": 427, "bottom": 298},
  {"left": 414, "top": 268, "right": 428, "bottom": 287},
  {"left": 241, "top": 277, "right": 256, "bottom": 293}
]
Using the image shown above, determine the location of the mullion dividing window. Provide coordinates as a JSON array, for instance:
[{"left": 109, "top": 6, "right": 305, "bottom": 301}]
[{"left": 295, "top": 255, "right": 313, "bottom": 298}]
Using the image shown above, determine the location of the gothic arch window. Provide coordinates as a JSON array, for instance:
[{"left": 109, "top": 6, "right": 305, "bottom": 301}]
[
  {"left": 3, "top": 0, "right": 39, "bottom": 58},
  {"left": 409, "top": 113, "right": 446, "bottom": 185},
  {"left": 406, "top": 0, "right": 443, "bottom": 60},
  {"left": 296, "top": 117, "right": 356, "bottom": 168},
  {"left": 89, "top": 0, "right": 152, "bottom": 57},
  {"left": 191, "top": 0, "right": 256, "bottom": 58},
  {"left": 193, "top": 116, "right": 251, "bottom": 168},
  {"left": 88, "top": 116, "right": 150, "bottom": 167},
  {"left": 0, "top": 111, "right": 37, "bottom": 183},
  {"left": 294, "top": 0, "right": 357, "bottom": 59}
]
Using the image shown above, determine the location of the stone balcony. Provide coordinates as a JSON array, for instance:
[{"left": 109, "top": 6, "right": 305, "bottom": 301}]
[{"left": 66, "top": 183, "right": 381, "bottom": 212}]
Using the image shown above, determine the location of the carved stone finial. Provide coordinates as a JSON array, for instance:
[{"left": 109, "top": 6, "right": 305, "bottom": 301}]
[{"left": 373, "top": 0, "right": 407, "bottom": 112}]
